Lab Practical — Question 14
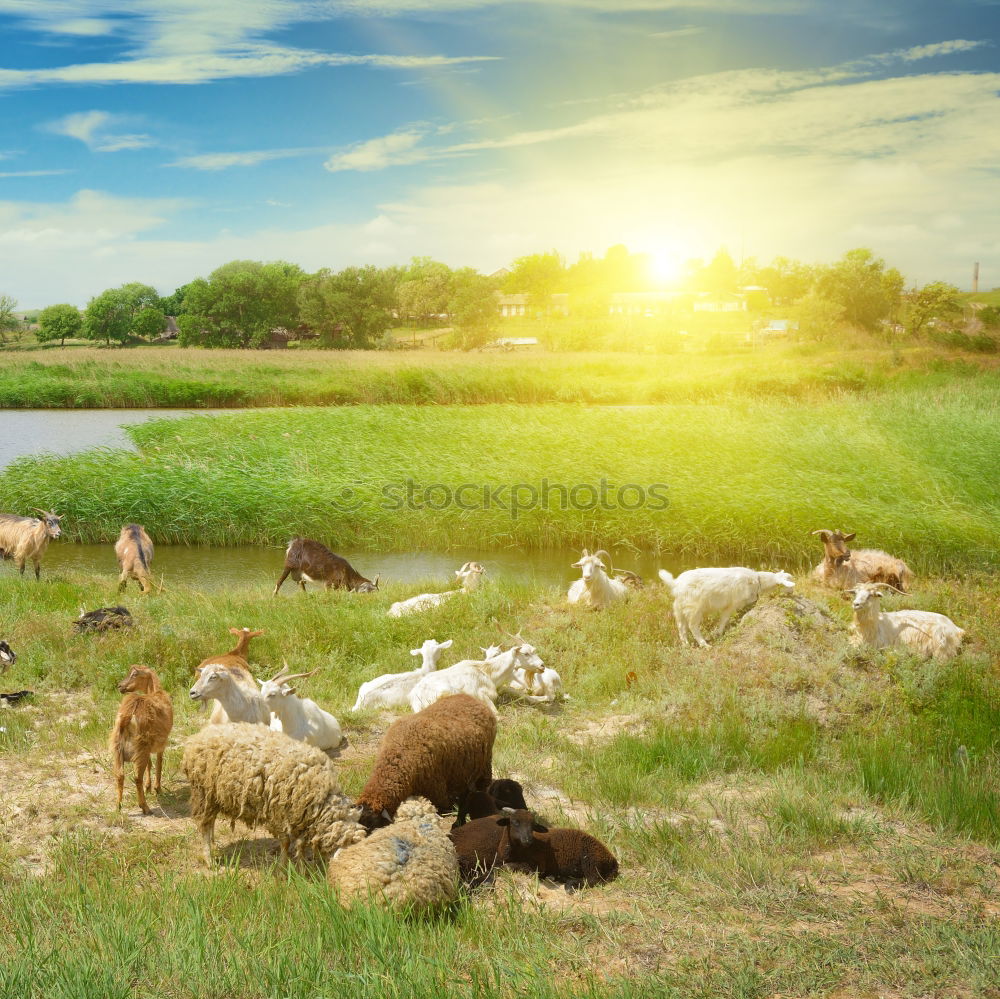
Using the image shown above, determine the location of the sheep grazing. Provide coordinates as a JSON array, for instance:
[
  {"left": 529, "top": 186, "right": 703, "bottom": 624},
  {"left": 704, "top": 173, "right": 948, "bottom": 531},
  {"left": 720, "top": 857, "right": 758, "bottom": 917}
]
[
  {"left": 567, "top": 550, "right": 629, "bottom": 610},
  {"left": 408, "top": 640, "right": 545, "bottom": 715},
  {"left": 0, "top": 641, "right": 15, "bottom": 671},
  {"left": 387, "top": 561, "right": 486, "bottom": 618},
  {"left": 109, "top": 666, "right": 173, "bottom": 815},
  {"left": 259, "top": 663, "right": 344, "bottom": 752},
  {"left": 193, "top": 626, "right": 265, "bottom": 724},
  {"left": 811, "top": 529, "right": 914, "bottom": 592},
  {"left": 355, "top": 693, "right": 497, "bottom": 832},
  {"left": 274, "top": 538, "right": 379, "bottom": 595},
  {"left": 351, "top": 638, "right": 453, "bottom": 712},
  {"left": 74, "top": 606, "right": 133, "bottom": 633},
  {"left": 450, "top": 809, "right": 618, "bottom": 887},
  {"left": 115, "top": 523, "right": 154, "bottom": 594},
  {"left": 327, "top": 797, "right": 460, "bottom": 912},
  {"left": 659, "top": 567, "right": 795, "bottom": 647},
  {"left": 182, "top": 723, "right": 367, "bottom": 866},
  {"left": 0, "top": 509, "right": 62, "bottom": 579},
  {"left": 848, "top": 583, "right": 965, "bottom": 660}
]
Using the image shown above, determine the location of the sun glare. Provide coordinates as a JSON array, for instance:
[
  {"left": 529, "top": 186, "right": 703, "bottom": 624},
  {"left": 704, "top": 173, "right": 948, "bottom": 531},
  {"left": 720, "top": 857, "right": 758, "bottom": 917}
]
[{"left": 649, "top": 249, "right": 683, "bottom": 286}]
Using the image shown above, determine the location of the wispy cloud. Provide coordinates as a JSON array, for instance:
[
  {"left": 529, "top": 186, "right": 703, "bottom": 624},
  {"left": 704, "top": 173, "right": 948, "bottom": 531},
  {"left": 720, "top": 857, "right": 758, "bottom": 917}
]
[
  {"left": 43, "top": 110, "right": 154, "bottom": 152},
  {"left": 897, "top": 39, "right": 989, "bottom": 61},
  {"left": 0, "top": 169, "right": 73, "bottom": 178},
  {"left": 649, "top": 25, "right": 705, "bottom": 39},
  {"left": 324, "top": 130, "right": 428, "bottom": 172},
  {"left": 168, "top": 147, "right": 323, "bottom": 171}
]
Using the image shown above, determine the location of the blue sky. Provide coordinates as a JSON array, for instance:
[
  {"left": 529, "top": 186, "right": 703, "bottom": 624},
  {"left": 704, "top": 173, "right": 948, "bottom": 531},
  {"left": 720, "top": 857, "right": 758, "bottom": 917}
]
[{"left": 1, "top": 0, "right": 998, "bottom": 307}]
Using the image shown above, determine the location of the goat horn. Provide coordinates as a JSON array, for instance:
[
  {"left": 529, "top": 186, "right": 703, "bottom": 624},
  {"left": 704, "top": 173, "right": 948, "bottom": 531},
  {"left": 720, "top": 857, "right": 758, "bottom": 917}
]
[
  {"left": 268, "top": 658, "right": 294, "bottom": 684},
  {"left": 810, "top": 529, "right": 828, "bottom": 536},
  {"left": 593, "top": 549, "right": 613, "bottom": 571},
  {"left": 276, "top": 667, "right": 321, "bottom": 685}
]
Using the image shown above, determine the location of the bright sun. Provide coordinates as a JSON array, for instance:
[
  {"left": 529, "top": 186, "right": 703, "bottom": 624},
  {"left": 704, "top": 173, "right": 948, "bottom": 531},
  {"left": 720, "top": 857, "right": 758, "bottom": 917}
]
[{"left": 649, "top": 249, "right": 683, "bottom": 285}]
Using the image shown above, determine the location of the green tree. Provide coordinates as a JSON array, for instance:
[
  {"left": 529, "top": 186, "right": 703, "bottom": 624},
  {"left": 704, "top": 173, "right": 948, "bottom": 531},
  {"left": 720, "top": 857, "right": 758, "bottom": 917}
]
[
  {"left": 36, "top": 304, "right": 83, "bottom": 346},
  {"left": 0, "top": 294, "right": 19, "bottom": 345},
  {"left": 158, "top": 283, "right": 191, "bottom": 316},
  {"left": 700, "top": 248, "right": 739, "bottom": 296},
  {"left": 792, "top": 290, "right": 845, "bottom": 341},
  {"left": 84, "top": 282, "right": 165, "bottom": 346},
  {"left": 905, "top": 281, "right": 963, "bottom": 338},
  {"left": 979, "top": 305, "right": 1000, "bottom": 329},
  {"left": 448, "top": 268, "right": 499, "bottom": 349},
  {"left": 818, "top": 248, "right": 901, "bottom": 331},
  {"left": 753, "top": 256, "right": 815, "bottom": 306},
  {"left": 297, "top": 266, "right": 397, "bottom": 348},
  {"left": 503, "top": 251, "right": 565, "bottom": 314},
  {"left": 396, "top": 258, "right": 453, "bottom": 325},
  {"left": 177, "top": 261, "right": 304, "bottom": 348}
]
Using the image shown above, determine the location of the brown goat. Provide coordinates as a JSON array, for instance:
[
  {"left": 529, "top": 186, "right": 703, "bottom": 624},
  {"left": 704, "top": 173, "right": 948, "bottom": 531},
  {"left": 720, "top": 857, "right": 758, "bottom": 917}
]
[
  {"left": 810, "top": 529, "right": 914, "bottom": 592},
  {"left": 114, "top": 523, "right": 154, "bottom": 594},
  {"left": 0, "top": 509, "right": 62, "bottom": 579},
  {"left": 274, "top": 538, "right": 379, "bottom": 595},
  {"left": 109, "top": 665, "right": 173, "bottom": 814}
]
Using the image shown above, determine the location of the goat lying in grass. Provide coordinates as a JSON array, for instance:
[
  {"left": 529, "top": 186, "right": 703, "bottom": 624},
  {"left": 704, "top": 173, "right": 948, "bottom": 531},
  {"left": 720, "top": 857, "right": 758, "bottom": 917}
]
[
  {"left": 848, "top": 583, "right": 965, "bottom": 660},
  {"left": 387, "top": 562, "right": 485, "bottom": 618},
  {"left": 659, "top": 566, "right": 795, "bottom": 647},
  {"left": 811, "top": 529, "right": 914, "bottom": 592},
  {"left": 567, "top": 550, "right": 628, "bottom": 610}
]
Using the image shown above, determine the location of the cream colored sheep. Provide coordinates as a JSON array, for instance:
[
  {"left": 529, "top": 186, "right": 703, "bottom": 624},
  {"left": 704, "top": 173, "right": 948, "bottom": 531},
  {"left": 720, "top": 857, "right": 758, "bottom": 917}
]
[
  {"left": 327, "top": 797, "right": 459, "bottom": 911},
  {"left": 182, "top": 723, "right": 366, "bottom": 866}
]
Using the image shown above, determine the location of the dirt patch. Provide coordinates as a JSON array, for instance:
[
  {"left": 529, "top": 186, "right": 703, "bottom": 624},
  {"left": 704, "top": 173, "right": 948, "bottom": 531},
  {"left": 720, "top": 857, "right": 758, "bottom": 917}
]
[
  {"left": 732, "top": 593, "right": 839, "bottom": 655},
  {"left": 564, "top": 712, "right": 650, "bottom": 746}
]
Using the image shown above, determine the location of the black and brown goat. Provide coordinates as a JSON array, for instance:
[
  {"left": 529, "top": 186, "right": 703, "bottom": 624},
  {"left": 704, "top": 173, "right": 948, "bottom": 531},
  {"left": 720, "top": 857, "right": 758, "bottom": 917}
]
[
  {"left": 273, "top": 538, "right": 379, "bottom": 595},
  {"left": 115, "top": 523, "right": 154, "bottom": 594}
]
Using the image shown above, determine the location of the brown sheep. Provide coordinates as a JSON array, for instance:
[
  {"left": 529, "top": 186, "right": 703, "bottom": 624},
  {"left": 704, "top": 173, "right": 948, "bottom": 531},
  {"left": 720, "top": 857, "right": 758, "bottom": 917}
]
[
  {"left": 115, "top": 523, "right": 154, "bottom": 594},
  {"left": 109, "top": 665, "right": 173, "bottom": 814},
  {"left": 355, "top": 693, "right": 496, "bottom": 832},
  {"left": 449, "top": 809, "right": 618, "bottom": 887}
]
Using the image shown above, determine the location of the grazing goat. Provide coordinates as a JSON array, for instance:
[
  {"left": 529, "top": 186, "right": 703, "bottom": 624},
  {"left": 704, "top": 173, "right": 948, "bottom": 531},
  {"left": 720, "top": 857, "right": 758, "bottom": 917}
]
[
  {"left": 259, "top": 663, "right": 344, "bottom": 751},
  {"left": 274, "top": 538, "right": 378, "bottom": 595},
  {"left": 567, "top": 550, "right": 628, "bottom": 610},
  {"left": 115, "top": 523, "right": 154, "bottom": 594},
  {"left": 387, "top": 562, "right": 485, "bottom": 618},
  {"left": 659, "top": 567, "right": 795, "bottom": 647},
  {"left": 193, "top": 627, "right": 264, "bottom": 723},
  {"left": 0, "top": 510, "right": 62, "bottom": 579},
  {"left": 355, "top": 693, "right": 496, "bottom": 832},
  {"left": 848, "top": 583, "right": 965, "bottom": 660},
  {"left": 74, "top": 606, "right": 133, "bottom": 633},
  {"left": 109, "top": 666, "right": 173, "bottom": 815},
  {"left": 183, "top": 724, "right": 366, "bottom": 866},
  {"left": 811, "top": 529, "right": 914, "bottom": 592},
  {"left": 408, "top": 640, "right": 545, "bottom": 715},
  {"left": 0, "top": 641, "right": 15, "bottom": 671},
  {"left": 351, "top": 638, "right": 453, "bottom": 712}
]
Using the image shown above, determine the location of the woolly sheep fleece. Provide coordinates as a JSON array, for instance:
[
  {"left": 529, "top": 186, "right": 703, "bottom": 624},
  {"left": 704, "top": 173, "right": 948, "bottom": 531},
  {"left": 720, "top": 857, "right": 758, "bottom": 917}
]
[
  {"left": 328, "top": 797, "right": 460, "bottom": 911},
  {"left": 357, "top": 693, "right": 497, "bottom": 822},
  {"left": 182, "top": 723, "right": 366, "bottom": 856}
]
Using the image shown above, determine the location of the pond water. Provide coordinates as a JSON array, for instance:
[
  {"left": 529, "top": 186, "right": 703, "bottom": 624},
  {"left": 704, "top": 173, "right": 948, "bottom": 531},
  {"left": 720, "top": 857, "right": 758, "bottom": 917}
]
[
  {"left": 1, "top": 408, "right": 681, "bottom": 589},
  {"left": 32, "top": 542, "right": 678, "bottom": 592},
  {"left": 0, "top": 409, "right": 228, "bottom": 470}
]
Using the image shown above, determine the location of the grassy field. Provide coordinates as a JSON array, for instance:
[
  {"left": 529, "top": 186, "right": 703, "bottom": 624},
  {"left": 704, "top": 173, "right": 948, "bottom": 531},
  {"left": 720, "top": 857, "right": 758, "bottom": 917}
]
[
  {"left": 0, "top": 342, "right": 997, "bottom": 408},
  {"left": 1, "top": 564, "right": 998, "bottom": 999},
  {"left": 2, "top": 384, "right": 999, "bottom": 570}
]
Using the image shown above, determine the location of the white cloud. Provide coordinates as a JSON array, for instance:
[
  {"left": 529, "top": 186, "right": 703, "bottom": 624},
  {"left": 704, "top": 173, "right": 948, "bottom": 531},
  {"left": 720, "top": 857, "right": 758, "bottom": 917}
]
[
  {"left": 897, "top": 39, "right": 989, "bottom": 61},
  {"left": 324, "top": 130, "right": 428, "bottom": 172},
  {"left": 0, "top": 169, "right": 73, "bottom": 178},
  {"left": 43, "top": 110, "right": 154, "bottom": 152},
  {"left": 46, "top": 17, "right": 118, "bottom": 36},
  {"left": 649, "top": 25, "right": 705, "bottom": 38},
  {"left": 168, "top": 147, "right": 322, "bottom": 171}
]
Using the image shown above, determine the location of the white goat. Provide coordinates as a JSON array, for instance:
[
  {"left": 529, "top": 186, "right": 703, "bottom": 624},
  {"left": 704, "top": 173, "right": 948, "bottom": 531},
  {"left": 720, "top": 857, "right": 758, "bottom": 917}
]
[
  {"left": 189, "top": 664, "right": 271, "bottom": 725},
  {"left": 567, "top": 550, "right": 628, "bottom": 610},
  {"left": 848, "top": 583, "right": 965, "bottom": 660},
  {"left": 351, "top": 638, "right": 453, "bottom": 712},
  {"left": 387, "top": 562, "right": 485, "bottom": 618},
  {"left": 509, "top": 665, "right": 566, "bottom": 703},
  {"left": 408, "top": 641, "right": 545, "bottom": 715},
  {"left": 260, "top": 664, "right": 344, "bottom": 751},
  {"left": 658, "top": 567, "right": 795, "bottom": 647}
]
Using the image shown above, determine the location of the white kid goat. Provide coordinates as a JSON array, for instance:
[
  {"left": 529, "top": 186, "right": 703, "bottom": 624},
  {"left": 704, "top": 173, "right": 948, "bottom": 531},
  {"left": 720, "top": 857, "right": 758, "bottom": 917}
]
[
  {"left": 658, "top": 567, "right": 795, "bottom": 647},
  {"left": 848, "top": 583, "right": 964, "bottom": 661},
  {"left": 351, "top": 638, "right": 453, "bottom": 711},
  {"left": 567, "top": 550, "right": 628, "bottom": 610},
  {"left": 260, "top": 663, "right": 344, "bottom": 751},
  {"left": 387, "top": 562, "right": 486, "bottom": 618}
]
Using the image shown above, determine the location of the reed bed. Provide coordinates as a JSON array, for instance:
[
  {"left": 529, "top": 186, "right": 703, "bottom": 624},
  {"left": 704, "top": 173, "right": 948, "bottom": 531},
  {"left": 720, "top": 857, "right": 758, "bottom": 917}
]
[{"left": 2, "top": 386, "right": 998, "bottom": 570}]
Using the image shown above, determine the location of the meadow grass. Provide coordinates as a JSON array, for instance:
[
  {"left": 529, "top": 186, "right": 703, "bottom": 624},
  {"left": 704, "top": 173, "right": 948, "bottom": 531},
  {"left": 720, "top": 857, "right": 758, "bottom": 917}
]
[
  {"left": 1, "top": 565, "right": 999, "bottom": 998},
  {"left": 0, "top": 342, "right": 997, "bottom": 408},
  {"left": 3, "top": 384, "right": 999, "bottom": 570}
]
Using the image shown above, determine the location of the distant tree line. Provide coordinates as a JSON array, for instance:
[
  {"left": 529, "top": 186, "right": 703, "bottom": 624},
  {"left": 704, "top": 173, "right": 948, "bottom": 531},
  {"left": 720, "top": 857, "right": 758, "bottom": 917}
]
[{"left": 5, "top": 245, "right": 997, "bottom": 350}]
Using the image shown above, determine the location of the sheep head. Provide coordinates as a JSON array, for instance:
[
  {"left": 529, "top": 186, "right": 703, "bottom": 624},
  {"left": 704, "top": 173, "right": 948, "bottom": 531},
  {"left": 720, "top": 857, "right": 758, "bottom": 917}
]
[{"left": 496, "top": 808, "right": 548, "bottom": 845}]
